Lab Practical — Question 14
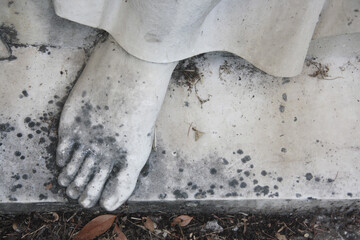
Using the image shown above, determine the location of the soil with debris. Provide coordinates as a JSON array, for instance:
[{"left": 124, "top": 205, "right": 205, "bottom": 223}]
[{"left": 1, "top": 210, "right": 359, "bottom": 240}]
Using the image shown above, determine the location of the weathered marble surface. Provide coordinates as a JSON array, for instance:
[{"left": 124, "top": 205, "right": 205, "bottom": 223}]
[
  {"left": 0, "top": 0, "right": 359, "bottom": 213},
  {"left": 1, "top": 33, "right": 359, "bottom": 213}
]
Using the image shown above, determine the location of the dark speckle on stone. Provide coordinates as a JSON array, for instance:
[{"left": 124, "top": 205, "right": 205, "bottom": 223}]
[
  {"left": 207, "top": 189, "right": 214, "bottom": 195},
  {"left": 28, "top": 122, "right": 35, "bottom": 128},
  {"left": 75, "top": 117, "right": 81, "bottom": 123},
  {"left": 244, "top": 171, "right": 250, "bottom": 177},
  {"left": 104, "top": 106, "right": 109, "bottom": 110},
  {"left": 39, "top": 137, "right": 45, "bottom": 144},
  {"left": 22, "top": 174, "right": 28, "bottom": 180},
  {"left": 237, "top": 169, "right": 242, "bottom": 173},
  {"left": 282, "top": 78, "right": 290, "bottom": 84},
  {"left": 38, "top": 45, "right": 48, "bottom": 53},
  {"left": 39, "top": 194, "right": 48, "bottom": 200},
  {"left": 20, "top": 156, "right": 25, "bottom": 160},
  {"left": 229, "top": 179, "right": 239, "bottom": 187},
  {"left": 36, "top": 130, "right": 41, "bottom": 134},
  {"left": 173, "top": 190, "right": 188, "bottom": 199},
  {"left": 347, "top": 192, "right": 353, "bottom": 197},
  {"left": 274, "top": 185, "right": 278, "bottom": 189},
  {"left": 191, "top": 184, "right": 198, "bottom": 190},
  {"left": 254, "top": 185, "right": 269, "bottom": 196},
  {"left": 210, "top": 184, "right": 215, "bottom": 189},
  {"left": 279, "top": 105, "right": 285, "bottom": 113},
  {"left": 179, "top": 168, "right": 184, "bottom": 172},
  {"left": 241, "top": 155, "right": 251, "bottom": 163},
  {"left": 22, "top": 90, "right": 28, "bottom": 97},
  {"left": 240, "top": 182, "right": 247, "bottom": 188},
  {"left": 162, "top": 150, "right": 166, "bottom": 154},
  {"left": 282, "top": 93, "right": 287, "bottom": 101},
  {"left": 296, "top": 193, "right": 302, "bottom": 198},
  {"left": 184, "top": 101, "right": 189, "bottom": 107},
  {"left": 24, "top": 117, "right": 31, "bottom": 123},
  {"left": 81, "top": 91, "right": 87, "bottom": 97},
  {"left": 158, "top": 193, "right": 167, "bottom": 199},
  {"left": 253, "top": 179, "right": 258, "bottom": 184},
  {"left": 315, "top": 177, "right": 320, "bottom": 182},
  {"left": 16, "top": 133, "right": 22, "bottom": 137},
  {"left": 14, "top": 151, "right": 21, "bottom": 157},
  {"left": 277, "top": 177, "right": 283, "bottom": 182},
  {"left": 220, "top": 158, "right": 229, "bottom": 165},
  {"left": 261, "top": 170, "right": 267, "bottom": 176},
  {"left": 327, "top": 178, "right": 334, "bottom": 183},
  {"left": 237, "top": 149, "right": 243, "bottom": 154},
  {"left": 281, "top": 148, "right": 287, "bottom": 153},
  {"left": 187, "top": 182, "right": 192, "bottom": 186},
  {"left": 305, "top": 173, "right": 313, "bottom": 181},
  {"left": 210, "top": 168, "right": 217, "bottom": 174},
  {"left": 56, "top": 101, "right": 64, "bottom": 108},
  {"left": 294, "top": 117, "right": 297, "bottom": 122}
]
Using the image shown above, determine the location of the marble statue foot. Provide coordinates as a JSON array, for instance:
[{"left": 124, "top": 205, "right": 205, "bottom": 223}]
[{"left": 56, "top": 37, "right": 177, "bottom": 211}]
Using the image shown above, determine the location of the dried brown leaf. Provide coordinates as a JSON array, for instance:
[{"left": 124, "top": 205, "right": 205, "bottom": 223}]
[
  {"left": 276, "top": 232, "right": 287, "bottom": 240},
  {"left": 142, "top": 217, "right": 155, "bottom": 232},
  {"left": 113, "top": 223, "right": 127, "bottom": 240},
  {"left": 171, "top": 215, "right": 193, "bottom": 227},
  {"left": 74, "top": 214, "right": 117, "bottom": 240}
]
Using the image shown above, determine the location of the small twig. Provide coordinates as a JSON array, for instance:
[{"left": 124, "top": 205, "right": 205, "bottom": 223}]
[
  {"left": 66, "top": 211, "right": 78, "bottom": 222},
  {"left": 187, "top": 122, "right": 193, "bottom": 137},
  {"left": 21, "top": 225, "right": 46, "bottom": 239},
  {"left": 262, "top": 230, "right": 276, "bottom": 239}
]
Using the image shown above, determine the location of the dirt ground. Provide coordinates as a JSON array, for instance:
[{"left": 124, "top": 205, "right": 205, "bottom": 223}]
[{"left": 0, "top": 209, "right": 359, "bottom": 240}]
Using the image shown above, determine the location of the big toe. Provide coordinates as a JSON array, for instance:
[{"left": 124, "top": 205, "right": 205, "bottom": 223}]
[{"left": 100, "top": 166, "right": 140, "bottom": 211}]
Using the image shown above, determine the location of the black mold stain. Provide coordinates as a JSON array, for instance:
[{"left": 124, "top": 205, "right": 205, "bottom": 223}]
[
  {"left": 219, "top": 157, "right": 229, "bottom": 165},
  {"left": 240, "top": 182, "right": 247, "bottom": 188},
  {"left": 282, "top": 78, "right": 290, "bottom": 84},
  {"left": 261, "top": 170, "right": 267, "bottom": 176},
  {"left": 158, "top": 193, "right": 167, "bottom": 199},
  {"left": 347, "top": 193, "right": 353, "bottom": 197},
  {"left": 244, "top": 171, "right": 250, "bottom": 177},
  {"left": 210, "top": 168, "right": 217, "bottom": 174},
  {"left": 237, "top": 149, "right": 243, "bottom": 155},
  {"left": 305, "top": 173, "right": 313, "bottom": 181},
  {"left": 38, "top": 45, "right": 48, "bottom": 53},
  {"left": 173, "top": 189, "right": 188, "bottom": 199},
  {"left": 241, "top": 155, "right": 251, "bottom": 163},
  {"left": 0, "top": 123, "right": 15, "bottom": 133},
  {"left": 38, "top": 194, "right": 48, "bottom": 200},
  {"left": 254, "top": 185, "right": 269, "bottom": 196},
  {"left": 277, "top": 177, "right": 283, "bottom": 182},
  {"left": 229, "top": 179, "right": 239, "bottom": 187},
  {"left": 279, "top": 105, "right": 285, "bottom": 113},
  {"left": 253, "top": 179, "right": 258, "bottom": 184}
]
